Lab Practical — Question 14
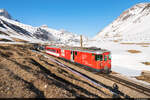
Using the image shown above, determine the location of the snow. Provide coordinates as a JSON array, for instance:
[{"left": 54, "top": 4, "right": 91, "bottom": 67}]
[
  {"left": 0, "top": 16, "right": 36, "bottom": 34},
  {"left": 0, "top": 16, "right": 87, "bottom": 46},
  {"left": 0, "top": 34, "right": 13, "bottom": 41},
  {"left": 0, "top": 41, "right": 25, "bottom": 44},
  {"left": 94, "top": 3, "right": 150, "bottom": 43},
  {"left": 0, "top": 13, "right": 86, "bottom": 46},
  {"left": 91, "top": 3, "right": 150, "bottom": 77},
  {"left": 86, "top": 41, "right": 150, "bottom": 76},
  {"left": 41, "top": 26, "right": 88, "bottom": 46}
]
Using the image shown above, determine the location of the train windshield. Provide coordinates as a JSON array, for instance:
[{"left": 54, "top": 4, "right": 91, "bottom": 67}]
[
  {"left": 108, "top": 54, "right": 111, "bottom": 60},
  {"left": 104, "top": 54, "right": 111, "bottom": 61},
  {"left": 104, "top": 55, "right": 107, "bottom": 61},
  {"left": 95, "top": 54, "right": 103, "bottom": 61}
]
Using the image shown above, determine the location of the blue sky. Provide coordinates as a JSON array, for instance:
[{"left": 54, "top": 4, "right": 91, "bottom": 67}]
[{"left": 1, "top": 0, "right": 150, "bottom": 37}]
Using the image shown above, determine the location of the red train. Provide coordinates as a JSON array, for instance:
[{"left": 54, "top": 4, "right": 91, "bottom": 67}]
[{"left": 45, "top": 46, "right": 111, "bottom": 73}]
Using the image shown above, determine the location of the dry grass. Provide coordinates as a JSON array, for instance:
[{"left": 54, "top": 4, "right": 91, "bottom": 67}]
[
  {"left": 142, "top": 62, "right": 150, "bottom": 66},
  {"left": 111, "top": 71, "right": 118, "bottom": 74},
  {"left": 113, "top": 40, "right": 119, "bottom": 42},
  {"left": 120, "top": 43, "right": 134, "bottom": 45},
  {"left": 136, "top": 76, "right": 150, "bottom": 83},
  {"left": 141, "top": 45, "right": 149, "bottom": 47},
  {"left": 135, "top": 70, "right": 150, "bottom": 83},
  {"left": 127, "top": 50, "right": 141, "bottom": 54},
  {"left": 121, "top": 43, "right": 150, "bottom": 45},
  {"left": 0, "top": 44, "right": 103, "bottom": 98},
  {"left": 12, "top": 37, "right": 28, "bottom": 43}
]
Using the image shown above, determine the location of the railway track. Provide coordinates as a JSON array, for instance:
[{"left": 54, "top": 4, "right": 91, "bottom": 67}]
[
  {"left": 98, "top": 74, "right": 150, "bottom": 97},
  {"left": 32, "top": 50, "right": 122, "bottom": 97},
  {"left": 32, "top": 50, "right": 150, "bottom": 98},
  {"left": 57, "top": 54, "right": 150, "bottom": 97},
  {"left": 50, "top": 54, "right": 150, "bottom": 98}
]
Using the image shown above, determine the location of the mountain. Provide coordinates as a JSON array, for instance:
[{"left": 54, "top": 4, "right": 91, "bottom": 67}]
[
  {"left": 0, "top": 9, "right": 11, "bottom": 19},
  {"left": 0, "top": 9, "right": 88, "bottom": 46},
  {"left": 40, "top": 26, "right": 86, "bottom": 46},
  {"left": 94, "top": 3, "right": 150, "bottom": 43}
]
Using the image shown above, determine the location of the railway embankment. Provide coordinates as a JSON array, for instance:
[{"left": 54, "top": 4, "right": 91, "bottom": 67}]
[
  {"left": 0, "top": 44, "right": 110, "bottom": 98},
  {"left": 46, "top": 52, "right": 150, "bottom": 98},
  {"left": 0, "top": 43, "right": 150, "bottom": 98}
]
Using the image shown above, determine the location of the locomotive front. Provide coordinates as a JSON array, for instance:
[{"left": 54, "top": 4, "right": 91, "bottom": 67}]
[{"left": 94, "top": 50, "right": 111, "bottom": 74}]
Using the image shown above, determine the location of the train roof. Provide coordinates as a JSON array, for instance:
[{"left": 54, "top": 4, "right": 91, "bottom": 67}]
[{"left": 46, "top": 45, "right": 110, "bottom": 54}]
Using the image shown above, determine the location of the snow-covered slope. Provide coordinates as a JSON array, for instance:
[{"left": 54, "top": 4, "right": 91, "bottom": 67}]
[
  {"left": 86, "top": 40, "right": 150, "bottom": 77},
  {"left": 40, "top": 26, "right": 88, "bottom": 46},
  {"left": 0, "top": 9, "right": 87, "bottom": 45},
  {"left": 94, "top": 3, "right": 150, "bottom": 43},
  {"left": 86, "top": 3, "right": 150, "bottom": 77}
]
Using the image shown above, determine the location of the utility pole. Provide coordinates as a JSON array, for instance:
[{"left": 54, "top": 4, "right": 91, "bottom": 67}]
[{"left": 80, "top": 35, "right": 83, "bottom": 48}]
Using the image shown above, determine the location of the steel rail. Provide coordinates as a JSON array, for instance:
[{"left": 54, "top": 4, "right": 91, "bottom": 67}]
[
  {"left": 44, "top": 55, "right": 119, "bottom": 97},
  {"left": 99, "top": 74, "right": 150, "bottom": 96}
]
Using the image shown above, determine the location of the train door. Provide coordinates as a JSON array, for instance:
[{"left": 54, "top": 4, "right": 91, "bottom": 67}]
[
  {"left": 61, "top": 49, "right": 65, "bottom": 57},
  {"left": 94, "top": 54, "right": 103, "bottom": 70},
  {"left": 92, "top": 54, "right": 97, "bottom": 69},
  {"left": 71, "top": 51, "right": 75, "bottom": 62},
  {"left": 102, "top": 52, "right": 111, "bottom": 73}
]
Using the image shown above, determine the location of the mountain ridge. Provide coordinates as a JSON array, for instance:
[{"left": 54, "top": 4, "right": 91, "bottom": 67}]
[
  {"left": 94, "top": 2, "right": 150, "bottom": 43},
  {"left": 0, "top": 9, "right": 11, "bottom": 19},
  {"left": 0, "top": 9, "right": 88, "bottom": 46}
]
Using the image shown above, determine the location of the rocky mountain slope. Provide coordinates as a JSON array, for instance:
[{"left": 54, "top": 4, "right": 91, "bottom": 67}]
[
  {"left": 0, "top": 9, "right": 87, "bottom": 46},
  {"left": 94, "top": 3, "right": 150, "bottom": 43}
]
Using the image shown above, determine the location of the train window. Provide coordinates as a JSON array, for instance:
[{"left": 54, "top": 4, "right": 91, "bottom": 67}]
[
  {"left": 108, "top": 54, "right": 111, "bottom": 60},
  {"left": 48, "top": 49, "right": 56, "bottom": 52},
  {"left": 75, "top": 51, "right": 77, "bottom": 55},
  {"left": 104, "top": 55, "right": 107, "bottom": 61},
  {"left": 95, "top": 55, "right": 103, "bottom": 61},
  {"left": 95, "top": 55, "right": 97, "bottom": 61},
  {"left": 99, "top": 55, "right": 103, "bottom": 61}
]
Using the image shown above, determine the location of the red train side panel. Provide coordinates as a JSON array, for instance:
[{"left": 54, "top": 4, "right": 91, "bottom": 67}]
[
  {"left": 45, "top": 46, "right": 61, "bottom": 57},
  {"left": 45, "top": 46, "right": 111, "bottom": 73}
]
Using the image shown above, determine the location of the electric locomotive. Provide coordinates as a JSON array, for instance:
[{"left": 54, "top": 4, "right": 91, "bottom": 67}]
[{"left": 45, "top": 46, "right": 111, "bottom": 73}]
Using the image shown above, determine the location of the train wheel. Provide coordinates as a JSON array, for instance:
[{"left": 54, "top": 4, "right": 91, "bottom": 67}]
[{"left": 104, "top": 70, "right": 110, "bottom": 74}]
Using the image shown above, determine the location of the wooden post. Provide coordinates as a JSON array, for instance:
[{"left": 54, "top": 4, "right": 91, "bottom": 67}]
[{"left": 80, "top": 35, "right": 83, "bottom": 47}]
